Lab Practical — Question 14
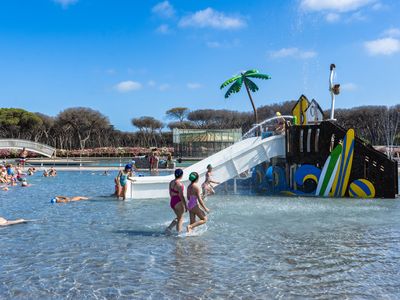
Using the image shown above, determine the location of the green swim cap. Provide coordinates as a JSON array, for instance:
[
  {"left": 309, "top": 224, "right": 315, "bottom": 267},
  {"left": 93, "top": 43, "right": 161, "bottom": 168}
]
[{"left": 189, "top": 172, "right": 199, "bottom": 182}]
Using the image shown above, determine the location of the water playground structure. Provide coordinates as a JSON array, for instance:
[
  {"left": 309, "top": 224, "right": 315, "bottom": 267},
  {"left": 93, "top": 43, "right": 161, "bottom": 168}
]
[{"left": 128, "top": 65, "right": 398, "bottom": 199}]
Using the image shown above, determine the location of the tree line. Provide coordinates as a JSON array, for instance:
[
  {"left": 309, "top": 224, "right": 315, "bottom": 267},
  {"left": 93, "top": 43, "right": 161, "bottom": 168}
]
[{"left": 0, "top": 102, "right": 398, "bottom": 151}]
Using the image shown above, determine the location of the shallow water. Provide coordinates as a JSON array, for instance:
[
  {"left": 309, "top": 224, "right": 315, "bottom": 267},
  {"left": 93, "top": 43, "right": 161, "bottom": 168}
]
[{"left": 1, "top": 171, "right": 400, "bottom": 299}]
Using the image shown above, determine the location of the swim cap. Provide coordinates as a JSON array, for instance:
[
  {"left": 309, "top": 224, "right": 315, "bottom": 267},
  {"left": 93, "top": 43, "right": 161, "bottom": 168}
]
[
  {"left": 276, "top": 111, "right": 282, "bottom": 116},
  {"left": 125, "top": 164, "right": 132, "bottom": 170},
  {"left": 131, "top": 160, "right": 136, "bottom": 165},
  {"left": 189, "top": 172, "right": 199, "bottom": 182},
  {"left": 50, "top": 198, "right": 57, "bottom": 203},
  {"left": 174, "top": 168, "right": 183, "bottom": 178},
  {"left": 207, "top": 164, "right": 212, "bottom": 169}
]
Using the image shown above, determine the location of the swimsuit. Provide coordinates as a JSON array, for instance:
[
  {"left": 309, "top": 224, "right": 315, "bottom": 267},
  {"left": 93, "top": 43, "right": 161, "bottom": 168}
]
[
  {"left": 120, "top": 173, "right": 129, "bottom": 186},
  {"left": 170, "top": 183, "right": 184, "bottom": 209},
  {"left": 188, "top": 195, "right": 198, "bottom": 211}
]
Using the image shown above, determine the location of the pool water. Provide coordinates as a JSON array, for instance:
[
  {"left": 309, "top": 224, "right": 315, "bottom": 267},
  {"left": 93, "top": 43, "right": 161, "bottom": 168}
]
[{"left": 1, "top": 171, "right": 400, "bottom": 299}]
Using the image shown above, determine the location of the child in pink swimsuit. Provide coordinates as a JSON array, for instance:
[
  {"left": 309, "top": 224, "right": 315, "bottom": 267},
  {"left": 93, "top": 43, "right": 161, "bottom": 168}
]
[
  {"left": 166, "top": 169, "right": 187, "bottom": 233},
  {"left": 187, "top": 172, "right": 209, "bottom": 233}
]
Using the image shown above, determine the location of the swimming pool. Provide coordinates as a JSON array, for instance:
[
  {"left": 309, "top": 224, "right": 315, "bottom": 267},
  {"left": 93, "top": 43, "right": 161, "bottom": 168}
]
[{"left": 1, "top": 171, "right": 399, "bottom": 299}]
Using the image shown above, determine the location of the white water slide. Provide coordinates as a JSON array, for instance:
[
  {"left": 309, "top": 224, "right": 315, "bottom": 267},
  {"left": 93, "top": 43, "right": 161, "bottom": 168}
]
[{"left": 127, "top": 134, "right": 286, "bottom": 199}]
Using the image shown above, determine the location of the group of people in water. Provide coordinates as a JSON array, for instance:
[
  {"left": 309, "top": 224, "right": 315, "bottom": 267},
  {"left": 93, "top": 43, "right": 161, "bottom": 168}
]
[
  {"left": 113, "top": 161, "right": 220, "bottom": 233},
  {"left": 0, "top": 163, "right": 58, "bottom": 191},
  {"left": 0, "top": 163, "right": 33, "bottom": 189},
  {"left": 167, "top": 164, "right": 219, "bottom": 233},
  {"left": 2, "top": 148, "right": 220, "bottom": 234}
]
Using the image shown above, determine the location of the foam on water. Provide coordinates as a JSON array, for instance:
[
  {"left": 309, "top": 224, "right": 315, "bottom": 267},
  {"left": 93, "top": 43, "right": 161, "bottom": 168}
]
[{"left": 0, "top": 171, "right": 399, "bottom": 299}]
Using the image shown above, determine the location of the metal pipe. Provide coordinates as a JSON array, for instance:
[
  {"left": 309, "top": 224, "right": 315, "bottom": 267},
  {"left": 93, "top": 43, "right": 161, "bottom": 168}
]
[{"left": 329, "top": 63, "right": 336, "bottom": 120}]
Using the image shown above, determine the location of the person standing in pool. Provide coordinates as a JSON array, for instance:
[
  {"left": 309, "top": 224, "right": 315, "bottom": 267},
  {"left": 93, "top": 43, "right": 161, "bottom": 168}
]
[
  {"left": 19, "top": 147, "right": 28, "bottom": 168},
  {"left": 187, "top": 172, "right": 209, "bottom": 233},
  {"left": 202, "top": 164, "right": 220, "bottom": 197},
  {"left": 116, "top": 164, "right": 134, "bottom": 200},
  {"left": 166, "top": 169, "right": 187, "bottom": 233}
]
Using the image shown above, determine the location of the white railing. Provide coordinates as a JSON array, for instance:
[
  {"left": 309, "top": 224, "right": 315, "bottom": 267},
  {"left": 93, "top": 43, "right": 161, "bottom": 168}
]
[
  {"left": 242, "top": 115, "right": 294, "bottom": 139},
  {"left": 0, "top": 139, "right": 56, "bottom": 157}
]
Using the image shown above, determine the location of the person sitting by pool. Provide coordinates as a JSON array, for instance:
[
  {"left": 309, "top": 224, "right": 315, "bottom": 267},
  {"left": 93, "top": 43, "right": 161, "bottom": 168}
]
[
  {"left": 51, "top": 196, "right": 89, "bottom": 203},
  {"left": 0, "top": 166, "right": 7, "bottom": 183},
  {"left": 274, "top": 112, "right": 286, "bottom": 135},
  {"left": 116, "top": 164, "right": 135, "bottom": 200},
  {"left": 202, "top": 164, "right": 220, "bottom": 197},
  {"left": 187, "top": 172, "right": 209, "bottom": 233},
  {"left": 0, "top": 216, "right": 28, "bottom": 226},
  {"left": 166, "top": 168, "right": 187, "bottom": 233}
]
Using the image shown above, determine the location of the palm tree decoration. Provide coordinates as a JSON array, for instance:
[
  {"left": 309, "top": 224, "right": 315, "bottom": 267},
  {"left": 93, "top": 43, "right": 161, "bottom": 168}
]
[{"left": 220, "top": 70, "right": 271, "bottom": 126}]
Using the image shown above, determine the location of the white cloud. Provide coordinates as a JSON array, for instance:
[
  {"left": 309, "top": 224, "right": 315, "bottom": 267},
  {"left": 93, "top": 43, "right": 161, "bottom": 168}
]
[
  {"left": 159, "top": 83, "right": 170, "bottom": 91},
  {"left": 269, "top": 47, "right": 317, "bottom": 59},
  {"left": 341, "top": 83, "right": 358, "bottom": 91},
  {"left": 179, "top": 8, "right": 246, "bottom": 30},
  {"left": 53, "top": 0, "right": 78, "bottom": 8},
  {"left": 383, "top": 28, "right": 400, "bottom": 38},
  {"left": 147, "top": 80, "right": 156, "bottom": 87},
  {"left": 152, "top": 1, "right": 175, "bottom": 18},
  {"left": 187, "top": 83, "right": 202, "bottom": 89},
  {"left": 347, "top": 11, "right": 367, "bottom": 22},
  {"left": 206, "top": 39, "right": 240, "bottom": 48},
  {"left": 301, "top": 0, "right": 375, "bottom": 12},
  {"left": 156, "top": 24, "right": 171, "bottom": 34},
  {"left": 364, "top": 37, "right": 400, "bottom": 56},
  {"left": 114, "top": 81, "right": 142, "bottom": 93},
  {"left": 325, "top": 13, "right": 341, "bottom": 22}
]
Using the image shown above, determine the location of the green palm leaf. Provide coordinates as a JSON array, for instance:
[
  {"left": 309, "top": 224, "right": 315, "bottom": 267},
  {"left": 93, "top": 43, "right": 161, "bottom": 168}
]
[
  {"left": 246, "top": 72, "right": 271, "bottom": 80},
  {"left": 220, "top": 75, "right": 241, "bottom": 89},
  {"left": 244, "top": 78, "right": 259, "bottom": 93},
  {"left": 244, "top": 69, "right": 258, "bottom": 76},
  {"left": 224, "top": 77, "right": 243, "bottom": 98}
]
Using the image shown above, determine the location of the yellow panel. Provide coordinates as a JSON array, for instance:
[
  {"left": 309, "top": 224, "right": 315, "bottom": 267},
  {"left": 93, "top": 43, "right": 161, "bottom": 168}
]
[{"left": 292, "top": 95, "right": 310, "bottom": 125}]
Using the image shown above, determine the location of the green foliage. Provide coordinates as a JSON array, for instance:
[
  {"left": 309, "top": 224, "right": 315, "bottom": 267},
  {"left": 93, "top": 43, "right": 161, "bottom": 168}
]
[
  {"left": 132, "top": 116, "right": 164, "bottom": 131},
  {"left": 224, "top": 77, "right": 243, "bottom": 98},
  {"left": 0, "top": 108, "right": 42, "bottom": 135},
  {"left": 246, "top": 72, "right": 271, "bottom": 80},
  {"left": 220, "top": 69, "right": 271, "bottom": 125},
  {"left": 166, "top": 107, "right": 189, "bottom": 122},
  {"left": 220, "top": 70, "right": 271, "bottom": 99},
  {"left": 244, "top": 78, "right": 259, "bottom": 93},
  {"left": 220, "top": 75, "right": 241, "bottom": 89}
]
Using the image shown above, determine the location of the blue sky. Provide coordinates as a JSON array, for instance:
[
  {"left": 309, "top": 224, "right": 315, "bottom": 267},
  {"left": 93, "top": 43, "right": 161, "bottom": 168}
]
[{"left": 0, "top": 0, "right": 399, "bottom": 131}]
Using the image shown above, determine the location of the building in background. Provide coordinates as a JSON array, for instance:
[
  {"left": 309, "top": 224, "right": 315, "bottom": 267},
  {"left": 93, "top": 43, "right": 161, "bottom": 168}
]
[{"left": 173, "top": 128, "right": 242, "bottom": 158}]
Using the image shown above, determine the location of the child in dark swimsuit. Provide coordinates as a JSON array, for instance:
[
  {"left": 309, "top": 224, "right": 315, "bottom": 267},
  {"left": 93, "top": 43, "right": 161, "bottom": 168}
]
[
  {"left": 166, "top": 169, "right": 187, "bottom": 233},
  {"left": 187, "top": 172, "right": 209, "bottom": 233}
]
